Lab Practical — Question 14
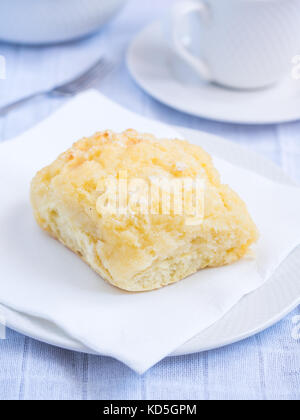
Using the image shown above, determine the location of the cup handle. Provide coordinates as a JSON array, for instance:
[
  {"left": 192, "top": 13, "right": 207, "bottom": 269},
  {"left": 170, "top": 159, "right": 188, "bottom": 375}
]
[{"left": 172, "top": 0, "right": 212, "bottom": 81}]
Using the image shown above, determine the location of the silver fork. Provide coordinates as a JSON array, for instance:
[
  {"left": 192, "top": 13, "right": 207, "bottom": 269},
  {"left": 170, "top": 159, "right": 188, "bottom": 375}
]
[{"left": 0, "top": 58, "right": 113, "bottom": 116}]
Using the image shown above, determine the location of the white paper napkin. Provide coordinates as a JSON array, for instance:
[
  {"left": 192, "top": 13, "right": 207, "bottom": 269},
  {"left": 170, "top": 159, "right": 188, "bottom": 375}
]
[{"left": 0, "top": 90, "right": 299, "bottom": 374}]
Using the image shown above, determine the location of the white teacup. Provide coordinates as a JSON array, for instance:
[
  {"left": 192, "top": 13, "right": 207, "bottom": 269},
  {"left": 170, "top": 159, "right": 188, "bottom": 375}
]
[{"left": 172, "top": 0, "right": 300, "bottom": 89}]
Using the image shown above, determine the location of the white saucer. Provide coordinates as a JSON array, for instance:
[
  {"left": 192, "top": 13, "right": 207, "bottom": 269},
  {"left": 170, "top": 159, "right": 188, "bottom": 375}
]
[
  {"left": 2, "top": 126, "right": 300, "bottom": 357},
  {"left": 127, "top": 21, "right": 300, "bottom": 125}
]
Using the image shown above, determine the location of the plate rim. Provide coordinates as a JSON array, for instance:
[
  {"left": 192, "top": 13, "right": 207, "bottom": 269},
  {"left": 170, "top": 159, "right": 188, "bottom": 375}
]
[
  {"left": 127, "top": 21, "right": 300, "bottom": 125},
  {"left": 3, "top": 295, "right": 300, "bottom": 358},
  {"left": 2, "top": 126, "right": 299, "bottom": 358}
]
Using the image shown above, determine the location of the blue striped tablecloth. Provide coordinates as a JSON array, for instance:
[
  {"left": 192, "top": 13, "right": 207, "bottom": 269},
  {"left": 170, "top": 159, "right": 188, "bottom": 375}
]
[{"left": 0, "top": 0, "right": 299, "bottom": 400}]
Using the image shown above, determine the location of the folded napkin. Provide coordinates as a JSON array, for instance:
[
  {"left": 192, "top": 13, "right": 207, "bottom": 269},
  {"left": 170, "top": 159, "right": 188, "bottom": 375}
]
[{"left": 0, "top": 90, "right": 299, "bottom": 374}]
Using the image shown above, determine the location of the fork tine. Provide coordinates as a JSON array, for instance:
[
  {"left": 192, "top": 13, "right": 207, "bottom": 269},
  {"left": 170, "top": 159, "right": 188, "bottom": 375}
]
[
  {"left": 79, "top": 63, "right": 114, "bottom": 90},
  {"left": 82, "top": 61, "right": 114, "bottom": 85},
  {"left": 53, "top": 58, "right": 112, "bottom": 95},
  {"left": 64, "top": 60, "right": 107, "bottom": 89},
  {"left": 77, "top": 61, "right": 113, "bottom": 87},
  {"left": 80, "top": 64, "right": 114, "bottom": 91},
  {"left": 55, "top": 60, "right": 106, "bottom": 93},
  {"left": 65, "top": 64, "right": 111, "bottom": 94}
]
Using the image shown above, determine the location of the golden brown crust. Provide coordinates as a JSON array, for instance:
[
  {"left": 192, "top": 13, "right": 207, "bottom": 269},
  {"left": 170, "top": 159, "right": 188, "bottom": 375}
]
[{"left": 31, "top": 129, "right": 259, "bottom": 291}]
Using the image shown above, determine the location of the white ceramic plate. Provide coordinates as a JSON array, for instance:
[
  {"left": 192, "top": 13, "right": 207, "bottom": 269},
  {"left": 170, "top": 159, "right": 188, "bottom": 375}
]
[
  {"left": 2, "top": 126, "right": 300, "bottom": 357},
  {"left": 127, "top": 21, "right": 300, "bottom": 125},
  {"left": 0, "top": 0, "right": 127, "bottom": 44}
]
